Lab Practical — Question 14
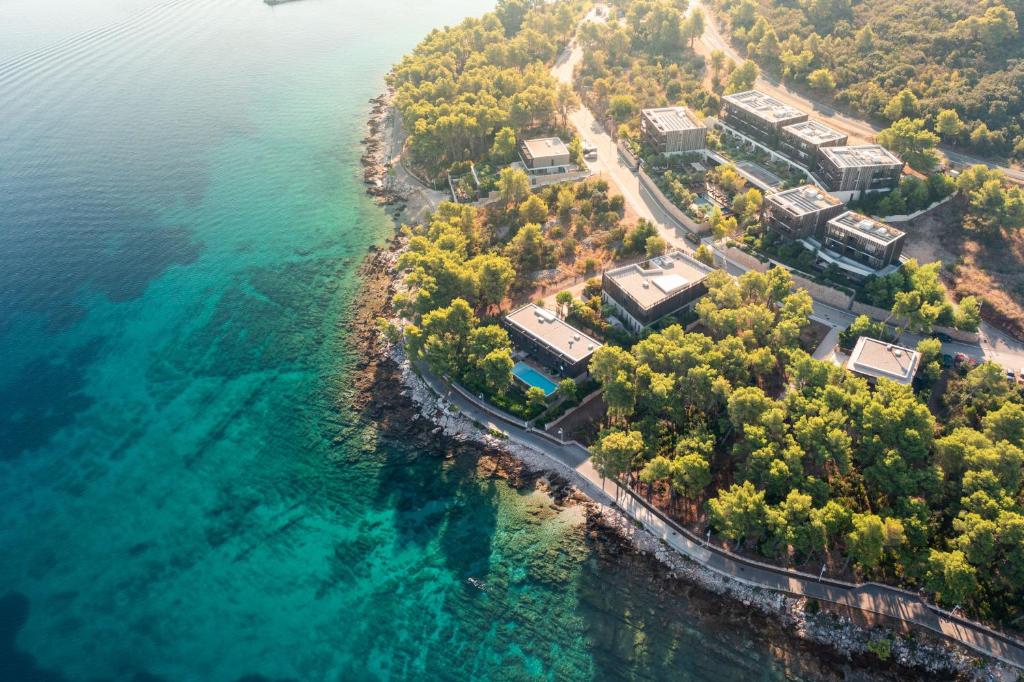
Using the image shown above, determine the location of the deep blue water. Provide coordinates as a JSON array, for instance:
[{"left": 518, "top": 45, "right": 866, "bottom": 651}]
[{"left": 0, "top": 1, "right": 883, "bottom": 680}]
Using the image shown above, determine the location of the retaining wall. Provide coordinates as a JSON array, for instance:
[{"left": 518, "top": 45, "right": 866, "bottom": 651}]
[{"left": 636, "top": 168, "right": 707, "bottom": 235}]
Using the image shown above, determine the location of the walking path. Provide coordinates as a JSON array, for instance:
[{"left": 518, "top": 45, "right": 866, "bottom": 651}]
[{"left": 415, "top": 363, "right": 1024, "bottom": 670}]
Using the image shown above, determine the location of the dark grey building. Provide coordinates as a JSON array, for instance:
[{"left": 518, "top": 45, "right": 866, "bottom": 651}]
[
  {"left": 503, "top": 304, "right": 601, "bottom": 377},
  {"left": 818, "top": 211, "right": 905, "bottom": 278},
  {"left": 641, "top": 106, "right": 707, "bottom": 154},
  {"left": 778, "top": 120, "right": 847, "bottom": 167},
  {"left": 762, "top": 184, "right": 846, "bottom": 240},
  {"left": 601, "top": 251, "right": 715, "bottom": 333},
  {"left": 817, "top": 145, "right": 903, "bottom": 194},
  {"left": 721, "top": 90, "right": 808, "bottom": 147}
]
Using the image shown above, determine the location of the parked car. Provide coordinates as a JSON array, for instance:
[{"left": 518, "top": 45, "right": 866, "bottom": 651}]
[
  {"left": 1007, "top": 369, "right": 1017, "bottom": 382},
  {"left": 935, "top": 332, "right": 954, "bottom": 343}
]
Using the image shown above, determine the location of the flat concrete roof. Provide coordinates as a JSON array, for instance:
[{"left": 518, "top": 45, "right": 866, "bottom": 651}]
[
  {"left": 642, "top": 106, "right": 704, "bottom": 133},
  {"left": 505, "top": 304, "right": 602, "bottom": 363},
  {"left": 848, "top": 336, "right": 920, "bottom": 385},
  {"left": 520, "top": 137, "right": 568, "bottom": 160},
  {"left": 723, "top": 90, "right": 805, "bottom": 123},
  {"left": 829, "top": 211, "right": 904, "bottom": 245},
  {"left": 782, "top": 119, "right": 846, "bottom": 145},
  {"left": 821, "top": 144, "right": 901, "bottom": 169},
  {"left": 767, "top": 184, "right": 842, "bottom": 216},
  {"left": 604, "top": 251, "right": 714, "bottom": 310}
]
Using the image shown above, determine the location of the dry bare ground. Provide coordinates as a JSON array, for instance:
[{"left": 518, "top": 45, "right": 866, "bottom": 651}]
[{"left": 902, "top": 200, "right": 1024, "bottom": 339}]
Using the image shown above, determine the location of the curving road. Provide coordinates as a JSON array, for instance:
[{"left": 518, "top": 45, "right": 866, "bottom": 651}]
[{"left": 689, "top": 0, "right": 1024, "bottom": 183}]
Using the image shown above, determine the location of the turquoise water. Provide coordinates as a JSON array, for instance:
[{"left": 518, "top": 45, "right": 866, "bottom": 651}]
[
  {"left": 512, "top": 363, "right": 558, "bottom": 397},
  {"left": 0, "top": 1, "right": 890, "bottom": 680}
]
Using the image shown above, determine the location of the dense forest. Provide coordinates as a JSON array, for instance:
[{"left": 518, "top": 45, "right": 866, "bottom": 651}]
[
  {"left": 710, "top": 0, "right": 1024, "bottom": 157},
  {"left": 589, "top": 267, "right": 1024, "bottom": 626},
  {"left": 574, "top": 0, "right": 713, "bottom": 137},
  {"left": 388, "top": 0, "right": 585, "bottom": 179}
]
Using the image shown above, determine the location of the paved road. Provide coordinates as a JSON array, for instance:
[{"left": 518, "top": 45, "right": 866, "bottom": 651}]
[
  {"left": 551, "top": 14, "right": 702, "bottom": 253},
  {"left": 416, "top": 363, "right": 1024, "bottom": 670},
  {"left": 689, "top": 0, "right": 1024, "bottom": 183}
]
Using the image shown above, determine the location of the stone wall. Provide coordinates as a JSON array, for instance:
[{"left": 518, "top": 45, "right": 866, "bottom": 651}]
[
  {"left": 637, "top": 167, "right": 707, "bottom": 234},
  {"left": 717, "top": 245, "right": 769, "bottom": 272},
  {"left": 791, "top": 272, "right": 854, "bottom": 309}
]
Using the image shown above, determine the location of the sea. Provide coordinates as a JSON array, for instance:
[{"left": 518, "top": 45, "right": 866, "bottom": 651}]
[{"left": 0, "top": 0, "right": 885, "bottom": 679}]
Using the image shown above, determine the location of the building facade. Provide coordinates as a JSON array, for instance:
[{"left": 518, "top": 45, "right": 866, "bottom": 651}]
[
  {"left": 817, "top": 145, "right": 903, "bottom": 193},
  {"left": 847, "top": 336, "right": 920, "bottom": 386},
  {"left": 819, "top": 211, "right": 905, "bottom": 278},
  {"left": 519, "top": 137, "right": 571, "bottom": 172},
  {"left": 640, "top": 106, "right": 707, "bottom": 154},
  {"left": 778, "top": 120, "right": 847, "bottom": 167},
  {"left": 721, "top": 90, "right": 808, "bottom": 147},
  {"left": 502, "top": 304, "right": 601, "bottom": 377},
  {"left": 601, "top": 251, "right": 714, "bottom": 333},
  {"left": 762, "top": 184, "right": 846, "bottom": 240}
]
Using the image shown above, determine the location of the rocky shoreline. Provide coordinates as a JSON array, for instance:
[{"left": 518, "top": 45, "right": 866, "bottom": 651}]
[{"left": 352, "top": 95, "right": 1013, "bottom": 681}]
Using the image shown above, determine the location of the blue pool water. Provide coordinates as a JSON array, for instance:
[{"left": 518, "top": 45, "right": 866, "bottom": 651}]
[{"left": 513, "top": 362, "right": 559, "bottom": 396}]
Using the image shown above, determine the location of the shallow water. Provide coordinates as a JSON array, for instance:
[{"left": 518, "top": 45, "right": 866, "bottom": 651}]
[{"left": 1, "top": 1, "right": 886, "bottom": 679}]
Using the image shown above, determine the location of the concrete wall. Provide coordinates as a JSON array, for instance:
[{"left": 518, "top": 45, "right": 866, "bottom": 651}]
[
  {"left": 878, "top": 195, "right": 953, "bottom": 223},
  {"left": 637, "top": 167, "right": 707, "bottom": 234},
  {"left": 792, "top": 272, "right": 855, "bottom": 309},
  {"left": 617, "top": 140, "right": 639, "bottom": 170},
  {"left": 718, "top": 245, "right": 770, "bottom": 272}
]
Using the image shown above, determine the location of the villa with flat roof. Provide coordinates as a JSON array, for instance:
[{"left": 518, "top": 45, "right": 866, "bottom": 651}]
[
  {"left": 847, "top": 337, "right": 920, "bottom": 386},
  {"left": 519, "top": 137, "right": 571, "bottom": 173},
  {"left": 721, "top": 90, "right": 808, "bottom": 146},
  {"left": 762, "top": 184, "right": 845, "bottom": 240},
  {"left": 641, "top": 106, "right": 707, "bottom": 154},
  {"left": 817, "top": 145, "right": 902, "bottom": 194},
  {"left": 778, "top": 120, "right": 847, "bottom": 167},
  {"left": 601, "top": 251, "right": 715, "bottom": 333},
  {"left": 503, "top": 304, "right": 602, "bottom": 377},
  {"left": 814, "top": 211, "right": 905, "bottom": 279}
]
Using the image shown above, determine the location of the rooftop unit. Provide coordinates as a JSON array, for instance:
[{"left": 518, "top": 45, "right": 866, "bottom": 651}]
[
  {"left": 829, "top": 211, "right": 904, "bottom": 245},
  {"left": 782, "top": 120, "right": 846, "bottom": 145},
  {"left": 768, "top": 184, "right": 842, "bottom": 216},
  {"left": 642, "top": 106, "right": 703, "bottom": 133},
  {"left": 821, "top": 144, "right": 901, "bottom": 169},
  {"left": 722, "top": 90, "right": 806, "bottom": 124}
]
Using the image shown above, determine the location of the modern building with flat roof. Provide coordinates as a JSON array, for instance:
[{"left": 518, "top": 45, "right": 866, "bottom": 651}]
[
  {"left": 847, "top": 336, "right": 920, "bottom": 386},
  {"left": 762, "top": 184, "right": 846, "bottom": 240},
  {"left": 519, "top": 137, "right": 571, "bottom": 173},
  {"left": 601, "top": 251, "right": 715, "bottom": 333},
  {"left": 817, "top": 211, "right": 905, "bottom": 278},
  {"left": 503, "top": 304, "right": 602, "bottom": 377},
  {"left": 778, "top": 120, "right": 847, "bottom": 167},
  {"left": 817, "top": 144, "right": 902, "bottom": 193},
  {"left": 721, "top": 90, "right": 808, "bottom": 146},
  {"left": 641, "top": 106, "right": 707, "bottom": 154}
]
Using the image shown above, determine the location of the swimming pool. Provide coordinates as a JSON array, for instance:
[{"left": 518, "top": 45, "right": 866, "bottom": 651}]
[{"left": 512, "top": 362, "right": 558, "bottom": 396}]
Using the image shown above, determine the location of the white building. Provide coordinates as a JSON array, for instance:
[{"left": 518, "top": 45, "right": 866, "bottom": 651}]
[{"left": 847, "top": 337, "right": 920, "bottom": 386}]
